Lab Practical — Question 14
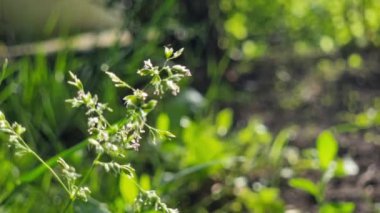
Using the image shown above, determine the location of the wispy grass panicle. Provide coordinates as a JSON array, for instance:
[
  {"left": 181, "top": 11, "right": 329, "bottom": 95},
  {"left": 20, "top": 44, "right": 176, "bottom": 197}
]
[
  {"left": 0, "top": 110, "right": 88, "bottom": 202},
  {"left": 1, "top": 47, "right": 190, "bottom": 212},
  {"left": 65, "top": 47, "right": 190, "bottom": 212}
]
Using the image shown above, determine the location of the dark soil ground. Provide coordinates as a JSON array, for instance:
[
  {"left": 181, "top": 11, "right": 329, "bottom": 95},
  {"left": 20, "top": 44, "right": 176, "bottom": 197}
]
[{"left": 228, "top": 48, "right": 380, "bottom": 212}]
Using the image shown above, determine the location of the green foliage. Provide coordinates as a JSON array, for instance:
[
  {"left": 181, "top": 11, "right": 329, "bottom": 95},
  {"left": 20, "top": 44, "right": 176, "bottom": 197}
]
[
  {"left": 0, "top": 47, "right": 189, "bottom": 212},
  {"left": 238, "top": 187, "right": 284, "bottom": 213},
  {"left": 320, "top": 202, "right": 355, "bottom": 213},
  {"left": 1, "top": 1, "right": 378, "bottom": 212},
  {"left": 0, "top": 59, "right": 7, "bottom": 86},
  {"left": 215, "top": 108, "right": 233, "bottom": 136},
  {"left": 289, "top": 178, "right": 319, "bottom": 199},
  {"left": 219, "top": 0, "right": 380, "bottom": 61},
  {"left": 317, "top": 130, "right": 338, "bottom": 170},
  {"left": 289, "top": 130, "right": 357, "bottom": 211},
  {"left": 119, "top": 173, "right": 139, "bottom": 204},
  {"left": 269, "top": 127, "right": 296, "bottom": 165},
  {"left": 182, "top": 117, "right": 225, "bottom": 167}
]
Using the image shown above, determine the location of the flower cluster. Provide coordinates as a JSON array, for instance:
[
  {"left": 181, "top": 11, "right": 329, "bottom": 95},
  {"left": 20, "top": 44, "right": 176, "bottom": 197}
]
[
  {"left": 94, "top": 161, "right": 134, "bottom": 176},
  {"left": 0, "top": 111, "right": 29, "bottom": 156},
  {"left": 67, "top": 47, "right": 190, "bottom": 156},
  {"left": 66, "top": 71, "right": 117, "bottom": 155},
  {"left": 58, "top": 158, "right": 90, "bottom": 202},
  {"left": 137, "top": 47, "right": 191, "bottom": 96},
  {"left": 135, "top": 190, "right": 179, "bottom": 213}
]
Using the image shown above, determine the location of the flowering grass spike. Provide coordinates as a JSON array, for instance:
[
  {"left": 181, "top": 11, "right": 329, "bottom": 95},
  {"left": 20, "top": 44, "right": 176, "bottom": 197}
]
[{"left": 0, "top": 47, "right": 190, "bottom": 213}]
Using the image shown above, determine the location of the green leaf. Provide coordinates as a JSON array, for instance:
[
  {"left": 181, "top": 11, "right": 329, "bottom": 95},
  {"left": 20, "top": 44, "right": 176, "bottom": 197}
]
[
  {"left": 0, "top": 58, "right": 8, "bottom": 87},
  {"left": 215, "top": 108, "right": 233, "bottom": 136},
  {"left": 119, "top": 173, "right": 139, "bottom": 204},
  {"left": 289, "top": 178, "right": 319, "bottom": 198},
  {"left": 139, "top": 174, "right": 151, "bottom": 191},
  {"left": 334, "top": 159, "right": 346, "bottom": 177},
  {"left": 320, "top": 202, "right": 355, "bottom": 213},
  {"left": 317, "top": 130, "right": 338, "bottom": 170},
  {"left": 157, "top": 129, "right": 176, "bottom": 139},
  {"left": 142, "top": 100, "right": 157, "bottom": 113},
  {"left": 269, "top": 127, "right": 295, "bottom": 164},
  {"left": 182, "top": 122, "right": 224, "bottom": 166},
  {"left": 156, "top": 113, "right": 170, "bottom": 131}
]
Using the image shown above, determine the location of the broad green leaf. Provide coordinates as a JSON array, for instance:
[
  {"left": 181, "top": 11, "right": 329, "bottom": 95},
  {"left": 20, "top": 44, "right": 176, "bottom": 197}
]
[
  {"left": 156, "top": 113, "right": 170, "bottom": 131},
  {"left": 139, "top": 174, "right": 151, "bottom": 191},
  {"left": 317, "top": 130, "right": 338, "bottom": 170},
  {"left": 320, "top": 202, "right": 355, "bottom": 213},
  {"left": 216, "top": 108, "right": 233, "bottom": 136},
  {"left": 289, "top": 178, "right": 319, "bottom": 197},
  {"left": 119, "top": 173, "right": 139, "bottom": 204},
  {"left": 182, "top": 122, "right": 224, "bottom": 167}
]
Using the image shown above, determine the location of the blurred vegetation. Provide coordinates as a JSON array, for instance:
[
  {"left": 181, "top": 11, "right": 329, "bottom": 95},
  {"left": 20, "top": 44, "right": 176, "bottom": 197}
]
[
  {"left": 0, "top": 0, "right": 122, "bottom": 42},
  {"left": 1, "top": 0, "right": 380, "bottom": 212}
]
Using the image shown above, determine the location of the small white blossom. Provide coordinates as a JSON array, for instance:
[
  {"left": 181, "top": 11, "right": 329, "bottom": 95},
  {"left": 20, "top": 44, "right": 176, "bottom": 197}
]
[
  {"left": 172, "top": 65, "right": 191, "bottom": 76},
  {"left": 144, "top": 59, "right": 153, "bottom": 69}
]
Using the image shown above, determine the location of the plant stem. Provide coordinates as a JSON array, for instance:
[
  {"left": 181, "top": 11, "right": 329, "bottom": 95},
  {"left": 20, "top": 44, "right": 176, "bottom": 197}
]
[
  {"left": 28, "top": 149, "right": 70, "bottom": 194},
  {"left": 62, "top": 198, "right": 73, "bottom": 213},
  {"left": 20, "top": 139, "right": 89, "bottom": 184},
  {"left": 15, "top": 135, "right": 70, "bottom": 195},
  {"left": 80, "top": 153, "right": 102, "bottom": 186},
  {"left": 62, "top": 153, "right": 103, "bottom": 213}
]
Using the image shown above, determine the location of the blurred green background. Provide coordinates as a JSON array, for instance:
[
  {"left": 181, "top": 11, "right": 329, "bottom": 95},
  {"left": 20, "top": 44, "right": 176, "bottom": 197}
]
[{"left": 1, "top": 0, "right": 380, "bottom": 212}]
